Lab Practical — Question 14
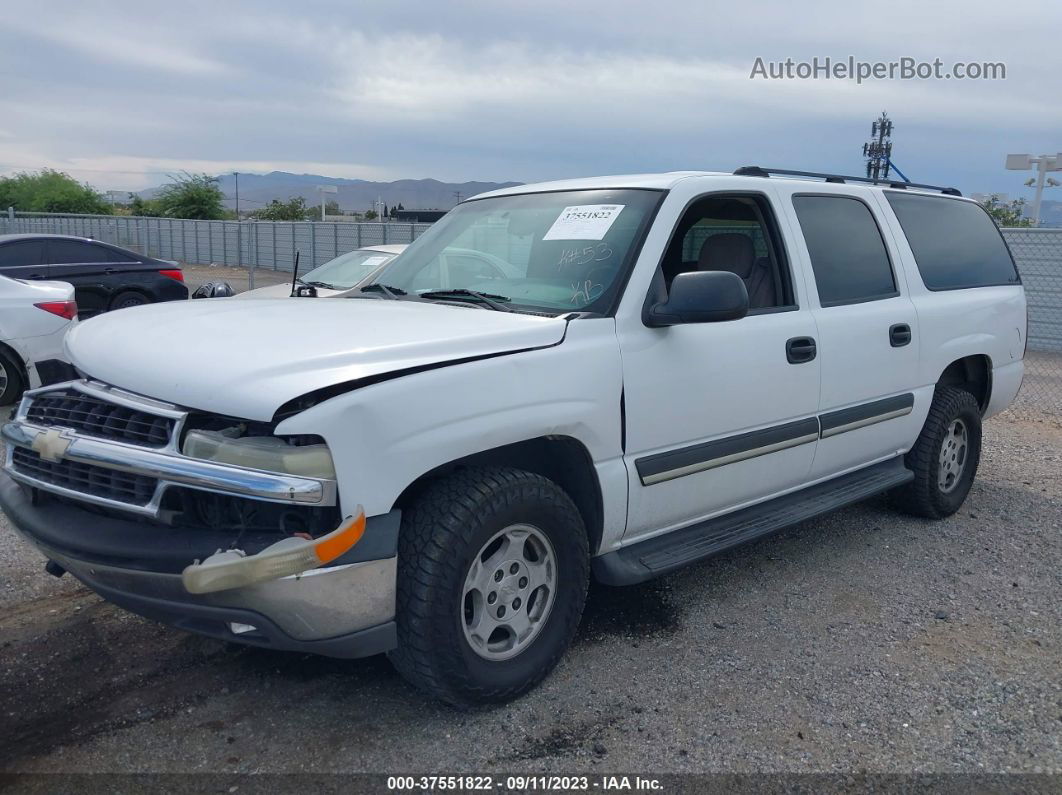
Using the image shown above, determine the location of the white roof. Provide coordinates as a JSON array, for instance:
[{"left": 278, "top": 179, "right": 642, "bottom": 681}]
[
  {"left": 361, "top": 244, "right": 408, "bottom": 254},
  {"left": 472, "top": 172, "right": 728, "bottom": 199},
  {"left": 470, "top": 170, "right": 967, "bottom": 201}
]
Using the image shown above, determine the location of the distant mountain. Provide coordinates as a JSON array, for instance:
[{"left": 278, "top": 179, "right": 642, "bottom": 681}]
[{"left": 141, "top": 171, "right": 522, "bottom": 214}]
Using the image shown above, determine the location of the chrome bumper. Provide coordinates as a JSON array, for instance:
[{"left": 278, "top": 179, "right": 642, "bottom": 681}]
[
  {"left": 2, "top": 380, "right": 336, "bottom": 519},
  {"left": 45, "top": 544, "right": 396, "bottom": 643}
]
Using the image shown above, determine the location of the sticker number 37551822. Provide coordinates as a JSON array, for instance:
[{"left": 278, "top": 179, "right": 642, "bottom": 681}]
[{"left": 542, "top": 205, "right": 625, "bottom": 241}]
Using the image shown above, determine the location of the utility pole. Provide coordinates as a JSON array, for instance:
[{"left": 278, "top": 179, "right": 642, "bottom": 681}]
[
  {"left": 233, "top": 172, "right": 240, "bottom": 218},
  {"left": 453, "top": 190, "right": 463, "bottom": 205},
  {"left": 862, "top": 112, "right": 893, "bottom": 181},
  {"left": 1005, "top": 153, "right": 1061, "bottom": 226}
]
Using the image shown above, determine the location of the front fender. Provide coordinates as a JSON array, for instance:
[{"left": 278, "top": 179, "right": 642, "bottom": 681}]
[{"left": 275, "top": 318, "right": 626, "bottom": 529}]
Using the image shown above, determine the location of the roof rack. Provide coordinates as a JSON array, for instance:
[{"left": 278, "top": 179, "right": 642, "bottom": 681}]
[{"left": 733, "top": 166, "right": 962, "bottom": 197}]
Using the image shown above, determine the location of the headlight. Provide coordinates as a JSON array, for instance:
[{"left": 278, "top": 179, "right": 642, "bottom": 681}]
[{"left": 182, "top": 429, "right": 336, "bottom": 479}]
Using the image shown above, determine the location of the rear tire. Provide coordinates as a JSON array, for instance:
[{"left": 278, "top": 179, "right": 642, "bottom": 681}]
[
  {"left": 109, "top": 291, "right": 150, "bottom": 311},
  {"left": 0, "top": 350, "right": 25, "bottom": 406},
  {"left": 893, "top": 386, "right": 982, "bottom": 519},
  {"left": 388, "top": 466, "right": 589, "bottom": 707}
]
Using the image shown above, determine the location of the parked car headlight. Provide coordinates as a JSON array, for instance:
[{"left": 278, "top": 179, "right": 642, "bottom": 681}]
[{"left": 181, "top": 429, "right": 336, "bottom": 479}]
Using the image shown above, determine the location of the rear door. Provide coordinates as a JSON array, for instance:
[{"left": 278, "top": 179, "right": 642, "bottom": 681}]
[
  {"left": 0, "top": 239, "right": 49, "bottom": 281},
  {"left": 778, "top": 188, "right": 922, "bottom": 479},
  {"left": 44, "top": 239, "right": 145, "bottom": 316}
]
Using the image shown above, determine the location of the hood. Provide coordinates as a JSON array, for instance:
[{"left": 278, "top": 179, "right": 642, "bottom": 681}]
[
  {"left": 65, "top": 298, "right": 567, "bottom": 420},
  {"left": 233, "top": 283, "right": 344, "bottom": 300}
]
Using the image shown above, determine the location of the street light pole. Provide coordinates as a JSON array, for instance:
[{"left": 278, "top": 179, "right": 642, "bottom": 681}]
[{"left": 1005, "top": 153, "right": 1061, "bottom": 226}]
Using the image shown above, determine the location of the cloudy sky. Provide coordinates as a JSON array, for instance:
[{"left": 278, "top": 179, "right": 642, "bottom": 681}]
[{"left": 1, "top": 0, "right": 1058, "bottom": 199}]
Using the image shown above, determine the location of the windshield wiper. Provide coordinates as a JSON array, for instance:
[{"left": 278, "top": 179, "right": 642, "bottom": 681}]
[
  {"left": 359, "top": 283, "right": 407, "bottom": 299},
  {"left": 306, "top": 280, "right": 337, "bottom": 290},
  {"left": 419, "top": 288, "right": 514, "bottom": 312}
]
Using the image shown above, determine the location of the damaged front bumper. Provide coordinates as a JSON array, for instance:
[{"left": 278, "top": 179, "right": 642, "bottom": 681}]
[{"left": 0, "top": 471, "right": 400, "bottom": 658}]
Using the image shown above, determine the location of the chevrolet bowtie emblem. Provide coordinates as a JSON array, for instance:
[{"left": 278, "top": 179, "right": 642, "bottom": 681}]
[{"left": 31, "top": 428, "right": 73, "bottom": 463}]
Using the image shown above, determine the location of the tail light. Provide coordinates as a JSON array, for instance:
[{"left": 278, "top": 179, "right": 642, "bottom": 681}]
[
  {"left": 159, "top": 269, "right": 185, "bottom": 282},
  {"left": 34, "top": 301, "right": 78, "bottom": 320}
]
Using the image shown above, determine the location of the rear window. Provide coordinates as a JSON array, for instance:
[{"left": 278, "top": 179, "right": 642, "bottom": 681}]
[
  {"left": 47, "top": 240, "right": 137, "bottom": 264},
  {"left": 792, "top": 195, "right": 897, "bottom": 306},
  {"left": 0, "top": 240, "right": 45, "bottom": 268},
  {"left": 884, "top": 193, "right": 1020, "bottom": 290}
]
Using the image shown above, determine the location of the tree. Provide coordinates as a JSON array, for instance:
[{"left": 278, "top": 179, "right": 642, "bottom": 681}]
[
  {"left": 127, "top": 193, "right": 162, "bottom": 217},
  {"left": 155, "top": 172, "right": 226, "bottom": 220},
  {"left": 0, "top": 169, "right": 112, "bottom": 214},
  {"left": 250, "top": 197, "right": 312, "bottom": 221},
  {"left": 980, "top": 195, "right": 1033, "bottom": 228},
  {"left": 364, "top": 209, "right": 378, "bottom": 220},
  {"left": 324, "top": 199, "right": 341, "bottom": 216}
]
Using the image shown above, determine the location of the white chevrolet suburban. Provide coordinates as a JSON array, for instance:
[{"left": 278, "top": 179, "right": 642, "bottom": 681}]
[{"left": 0, "top": 168, "right": 1026, "bottom": 706}]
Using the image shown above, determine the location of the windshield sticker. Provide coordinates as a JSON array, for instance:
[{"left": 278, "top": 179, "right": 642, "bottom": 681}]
[
  {"left": 543, "top": 205, "right": 625, "bottom": 241},
  {"left": 359, "top": 255, "right": 390, "bottom": 269}
]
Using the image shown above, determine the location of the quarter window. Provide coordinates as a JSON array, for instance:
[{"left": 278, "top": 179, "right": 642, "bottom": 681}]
[
  {"left": 792, "top": 195, "right": 897, "bottom": 306},
  {"left": 885, "top": 192, "right": 1019, "bottom": 290}
]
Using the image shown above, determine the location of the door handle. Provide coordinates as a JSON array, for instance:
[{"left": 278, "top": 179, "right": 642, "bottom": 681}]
[
  {"left": 786, "top": 336, "right": 817, "bottom": 364},
  {"left": 27, "top": 273, "right": 45, "bottom": 280},
  {"left": 890, "top": 323, "right": 912, "bottom": 347}
]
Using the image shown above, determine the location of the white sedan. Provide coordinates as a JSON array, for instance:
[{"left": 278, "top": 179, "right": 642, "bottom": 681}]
[
  {"left": 236, "top": 245, "right": 407, "bottom": 299},
  {"left": 0, "top": 275, "right": 78, "bottom": 404}
]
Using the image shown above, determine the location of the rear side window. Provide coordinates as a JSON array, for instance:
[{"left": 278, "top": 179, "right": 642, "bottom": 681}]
[
  {"left": 792, "top": 195, "right": 897, "bottom": 306},
  {"left": 0, "top": 240, "right": 45, "bottom": 268},
  {"left": 885, "top": 192, "right": 1020, "bottom": 290},
  {"left": 47, "top": 240, "right": 134, "bottom": 264}
]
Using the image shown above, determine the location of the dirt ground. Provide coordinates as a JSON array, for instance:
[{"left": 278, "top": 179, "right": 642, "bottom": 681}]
[{"left": 180, "top": 263, "right": 292, "bottom": 295}]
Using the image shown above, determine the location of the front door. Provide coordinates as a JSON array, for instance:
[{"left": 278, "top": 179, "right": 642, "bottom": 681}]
[{"left": 618, "top": 190, "right": 821, "bottom": 541}]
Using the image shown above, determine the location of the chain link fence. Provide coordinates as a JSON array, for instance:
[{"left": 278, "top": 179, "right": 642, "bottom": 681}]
[
  {"left": 1003, "top": 229, "right": 1062, "bottom": 416},
  {"left": 1, "top": 212, "right": 1060, "bottom": 415}
]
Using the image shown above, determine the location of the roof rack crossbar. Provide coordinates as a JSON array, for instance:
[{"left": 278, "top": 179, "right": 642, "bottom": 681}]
[{"left": 733, "top": 166, "right": 961, "bottom": 196}]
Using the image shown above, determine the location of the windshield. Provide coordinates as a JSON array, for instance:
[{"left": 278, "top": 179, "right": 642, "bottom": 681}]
[
  {"left": 371, "top": 189, "right": 663, "bottom": 314},
  {"left": 302, "top": 249, "right": 398, "bottom": 289}
]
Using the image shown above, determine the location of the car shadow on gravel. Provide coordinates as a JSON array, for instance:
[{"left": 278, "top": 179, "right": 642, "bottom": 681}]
[{"left": 577, "top": 579, "right": 683, "bottom": 643}]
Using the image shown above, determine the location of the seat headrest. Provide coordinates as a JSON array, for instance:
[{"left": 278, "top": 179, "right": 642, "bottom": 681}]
[{"left": 698, "top": 233, "right": 756, "bottom": 279}]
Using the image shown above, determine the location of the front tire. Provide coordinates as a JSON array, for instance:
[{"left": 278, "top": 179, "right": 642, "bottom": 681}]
[
  {"left": 893, "top": 386, "right": 982, "bottom": 519},
  {"left": 388, "top": 467, "right": 589, "bottom": 707}
]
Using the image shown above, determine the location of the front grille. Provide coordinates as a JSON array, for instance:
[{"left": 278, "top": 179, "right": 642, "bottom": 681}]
[
  {"left": 12, "top": 447, "right": 158, "bottom": 506},
  {"left": 26, "top": 389, "right": 174, "bottom": 448}
]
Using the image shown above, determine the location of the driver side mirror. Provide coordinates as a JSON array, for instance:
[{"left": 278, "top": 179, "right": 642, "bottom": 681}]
[{"left": 645, "top": 270, "right": 749, "bottom": 327}]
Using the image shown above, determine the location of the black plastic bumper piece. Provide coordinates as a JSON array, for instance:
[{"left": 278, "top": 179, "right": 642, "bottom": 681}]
[
  {"left": 0, "top": 470, "right": 399, "bottom": 574},
  {"left": 593, "top": 457, "right": 913, "bottom": 585},
  {"left": 34, "top": 358, "right": 78, "bottom": 387},
  {"left": 90, "top": 574, "right": 396, "bottom": 658}
]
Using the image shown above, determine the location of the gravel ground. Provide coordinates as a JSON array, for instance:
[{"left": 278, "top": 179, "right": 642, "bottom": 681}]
[
  {"left": 180, "top": 263, "right": 292, "bottom": 295},
  {"left": 1, "top": 404, "right": 1060, "bottom": 777}
]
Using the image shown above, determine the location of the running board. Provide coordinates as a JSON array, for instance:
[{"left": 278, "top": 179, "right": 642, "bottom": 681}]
[{"left": 593, "top": 458, "right": 913, "bottom": 585}]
